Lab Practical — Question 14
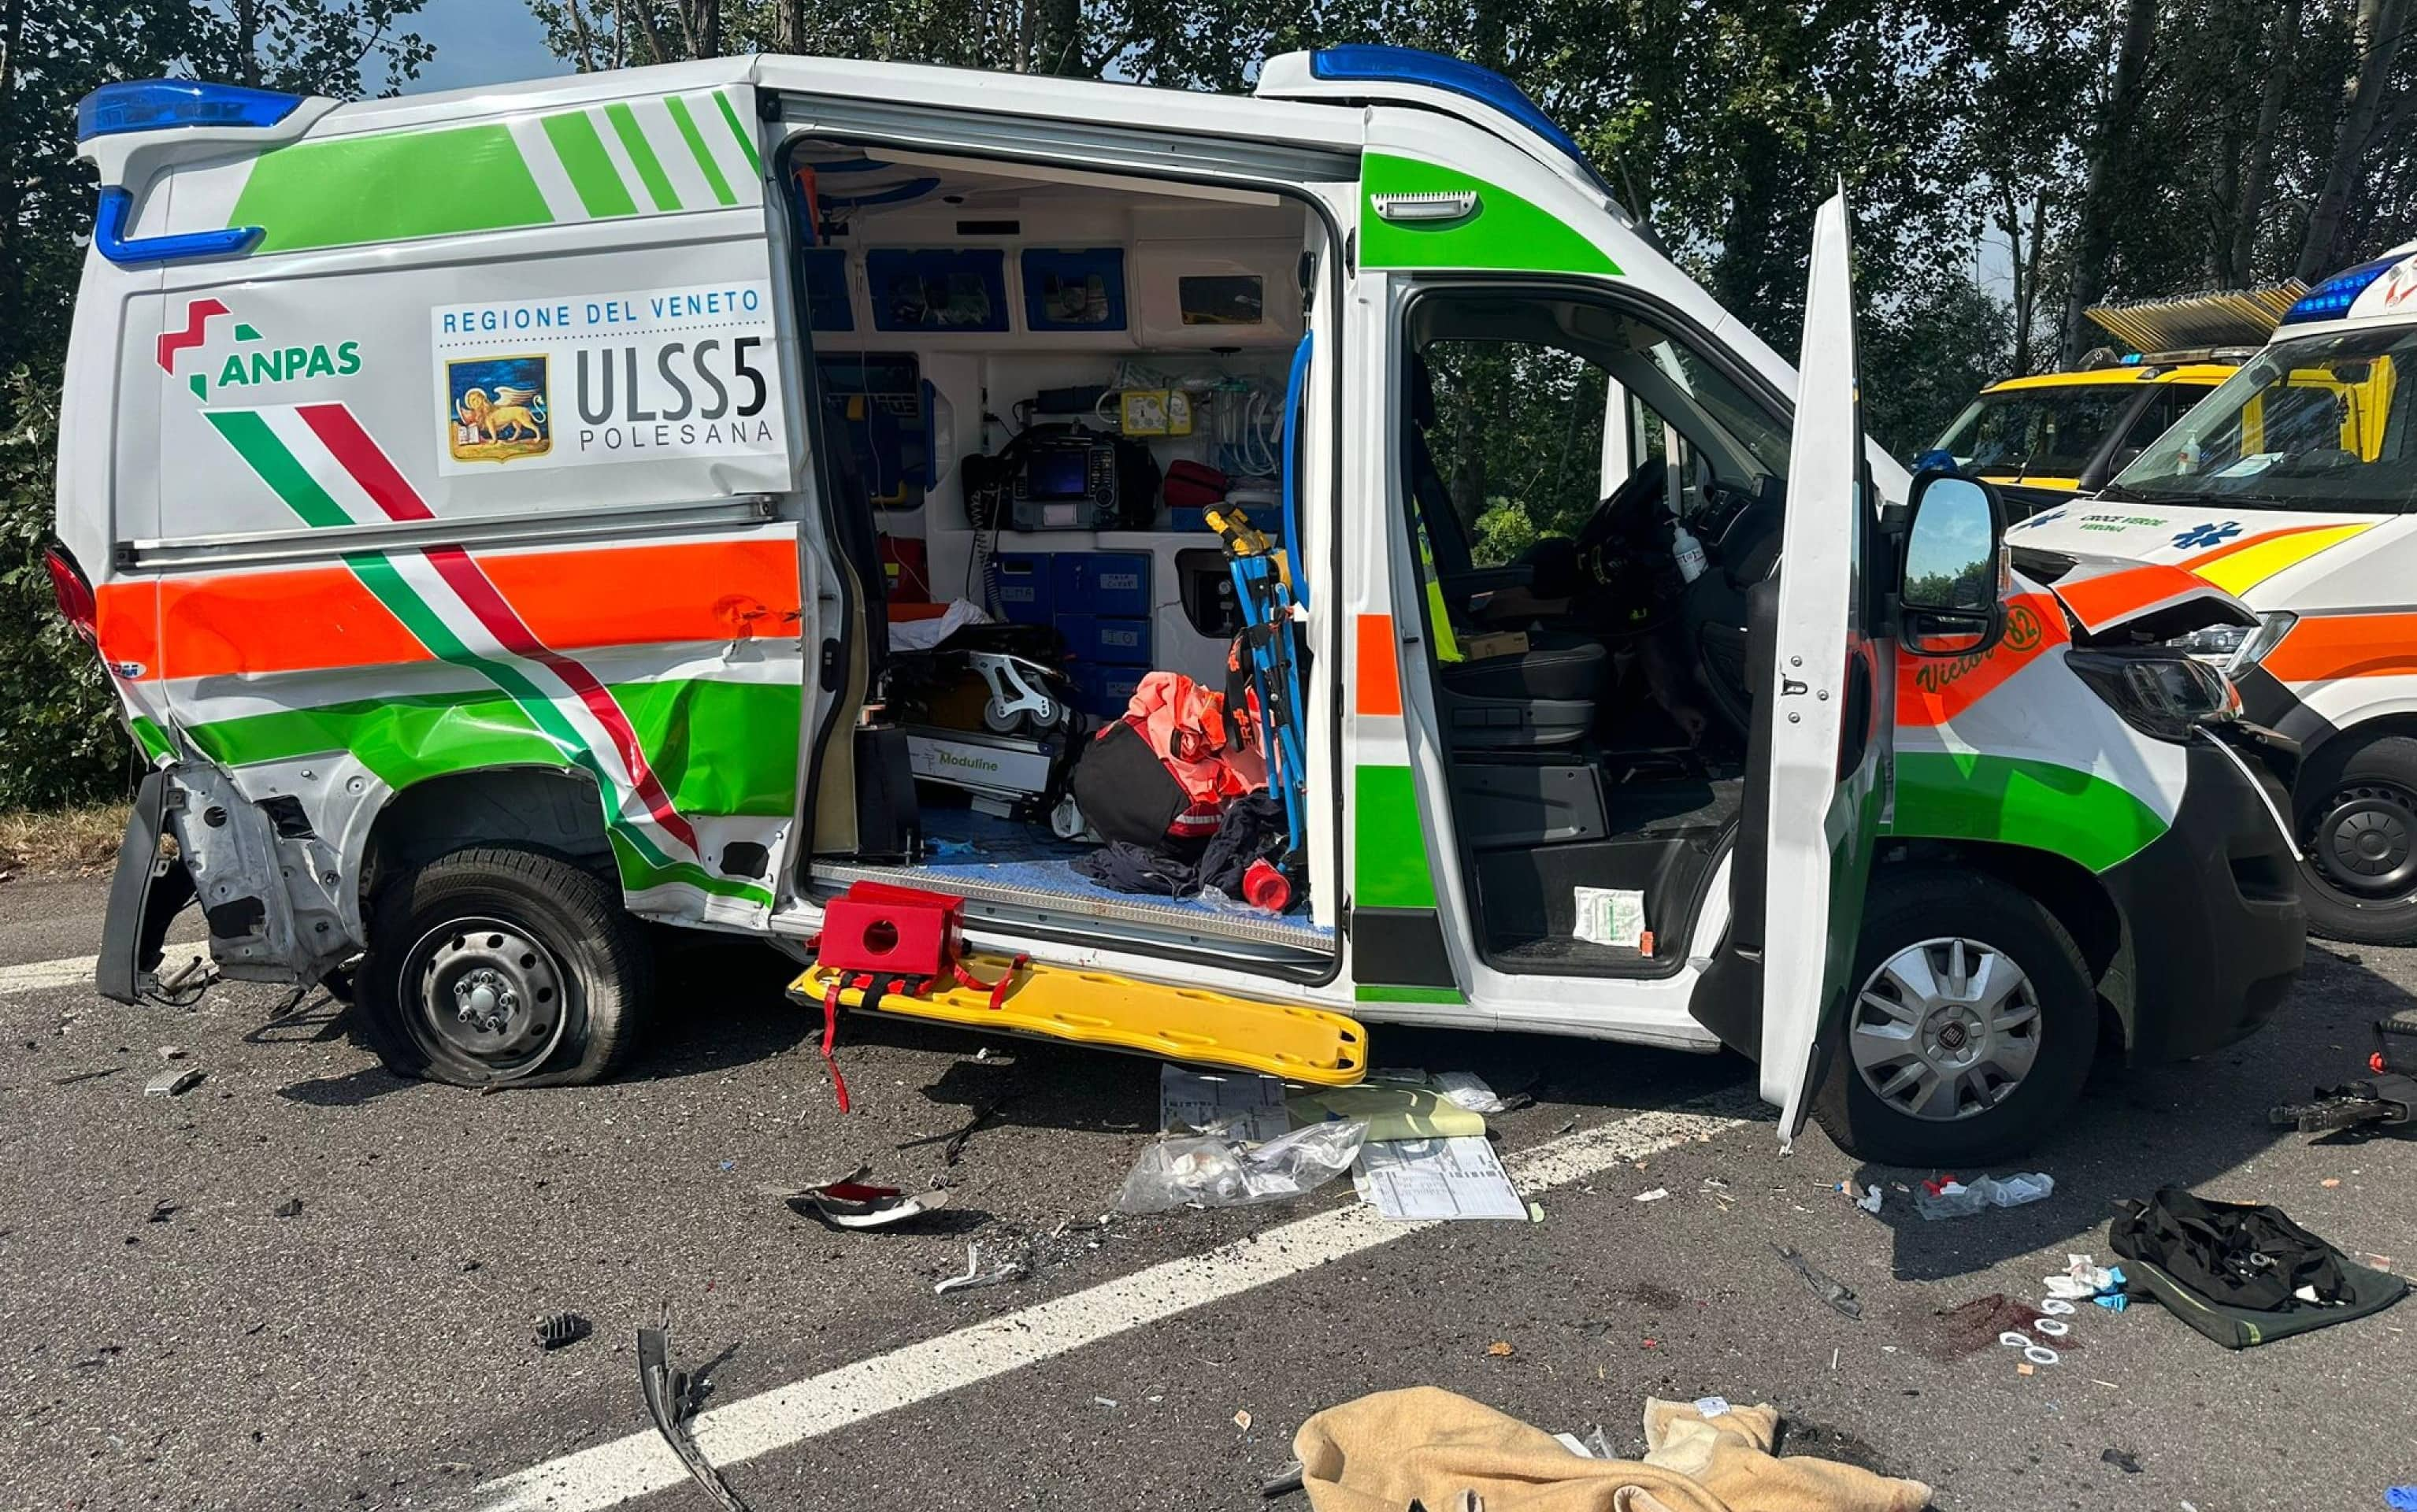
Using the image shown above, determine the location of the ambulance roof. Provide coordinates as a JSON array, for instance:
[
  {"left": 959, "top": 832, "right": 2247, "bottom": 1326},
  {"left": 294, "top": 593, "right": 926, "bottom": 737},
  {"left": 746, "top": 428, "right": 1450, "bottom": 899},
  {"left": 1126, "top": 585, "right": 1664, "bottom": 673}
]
[
  {"left": 2272, "top": 240, "right": 2417, "bottom": 336},
  {"left": 1982, "top": 363, "right": 2239, "bottom": 396}
]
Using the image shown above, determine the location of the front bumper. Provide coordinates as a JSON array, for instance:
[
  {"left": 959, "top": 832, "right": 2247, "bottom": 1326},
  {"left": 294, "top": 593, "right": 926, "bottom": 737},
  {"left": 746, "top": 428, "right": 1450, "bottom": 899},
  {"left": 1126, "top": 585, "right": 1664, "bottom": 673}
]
[{"left": 2100, "top": 736, "right": 2305, "bottom": 1063}]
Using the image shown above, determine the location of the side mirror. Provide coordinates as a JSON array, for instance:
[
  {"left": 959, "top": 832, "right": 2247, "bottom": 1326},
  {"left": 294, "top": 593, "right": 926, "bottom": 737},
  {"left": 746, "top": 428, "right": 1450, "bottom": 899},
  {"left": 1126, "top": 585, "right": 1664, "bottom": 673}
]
[{"left": 1898, "top": 471, "right": 2006, "bottom": 658}]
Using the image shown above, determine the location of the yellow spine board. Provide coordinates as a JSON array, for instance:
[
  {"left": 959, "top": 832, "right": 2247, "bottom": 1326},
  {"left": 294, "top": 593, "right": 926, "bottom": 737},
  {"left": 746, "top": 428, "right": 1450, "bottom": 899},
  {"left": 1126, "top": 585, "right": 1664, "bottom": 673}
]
[{"left": 790, "top": 953, "right": 1366, "bottom": 1086}]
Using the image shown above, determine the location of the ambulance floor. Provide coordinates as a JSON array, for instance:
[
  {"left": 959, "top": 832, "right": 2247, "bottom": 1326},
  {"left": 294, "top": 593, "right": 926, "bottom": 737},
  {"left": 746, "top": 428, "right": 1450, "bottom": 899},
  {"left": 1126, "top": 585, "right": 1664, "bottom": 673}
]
[{"left": 861, "top": 806, "right": 1335, "bottom": 949}]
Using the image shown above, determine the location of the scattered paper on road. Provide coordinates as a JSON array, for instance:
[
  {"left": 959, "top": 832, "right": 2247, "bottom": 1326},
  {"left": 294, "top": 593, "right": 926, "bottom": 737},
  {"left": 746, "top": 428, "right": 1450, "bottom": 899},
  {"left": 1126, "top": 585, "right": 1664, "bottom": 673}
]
[
  {"left": 1158, "top": 1065, "right": 1289, "bottom": 1141},
  {"left": 1353, "top": 1136, "right": 1527, "bottom": 1221}
]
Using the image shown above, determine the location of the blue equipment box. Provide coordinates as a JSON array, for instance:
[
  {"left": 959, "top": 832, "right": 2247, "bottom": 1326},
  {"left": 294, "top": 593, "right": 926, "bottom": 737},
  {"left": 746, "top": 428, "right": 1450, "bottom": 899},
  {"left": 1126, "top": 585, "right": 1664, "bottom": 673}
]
[
  {"left": 992, "top": 552, "right": 1053, "bottom": 624},
  {"left": 1073, "top": 664, "right": 1147, "bottom": 718},
  {"left": 1052, "top": 551, "right": 1152, "bottom": 617},
  {"left": 1055, "top": 613, "right": 1152, "bottom": 666}
]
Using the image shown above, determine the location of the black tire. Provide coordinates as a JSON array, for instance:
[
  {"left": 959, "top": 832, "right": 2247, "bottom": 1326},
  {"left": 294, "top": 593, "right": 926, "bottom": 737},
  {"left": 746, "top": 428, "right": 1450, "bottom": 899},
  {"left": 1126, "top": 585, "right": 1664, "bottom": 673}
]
[
  {"left": 1811, "top": 866, "right": 2096, "bottom": 1166},
  {"left": 356, "top": 846, "right": 652, "bottom": 1087},
  {"left": 2296, "top": 735, "right": 2417, "bottom": 946}
]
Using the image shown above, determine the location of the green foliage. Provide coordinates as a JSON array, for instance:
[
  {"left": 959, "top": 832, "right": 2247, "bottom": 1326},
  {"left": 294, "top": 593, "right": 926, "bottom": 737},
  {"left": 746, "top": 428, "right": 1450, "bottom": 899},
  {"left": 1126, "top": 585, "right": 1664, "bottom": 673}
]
[
  {"left": 0, "top": 0, "right": 426, "bottom": 810},
  {"left": 0, "top": 367, "right": 127, "bottom": 810},
  {"left": 1421, "top": 341, "right": 1607, "bottom": 563}
]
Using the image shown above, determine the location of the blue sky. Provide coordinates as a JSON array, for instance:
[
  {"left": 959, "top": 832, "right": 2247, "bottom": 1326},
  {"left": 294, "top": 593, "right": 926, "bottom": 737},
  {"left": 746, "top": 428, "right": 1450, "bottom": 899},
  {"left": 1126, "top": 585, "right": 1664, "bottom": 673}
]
[{"left": 409, "top": 0, "right": 573, "bottom": 94}]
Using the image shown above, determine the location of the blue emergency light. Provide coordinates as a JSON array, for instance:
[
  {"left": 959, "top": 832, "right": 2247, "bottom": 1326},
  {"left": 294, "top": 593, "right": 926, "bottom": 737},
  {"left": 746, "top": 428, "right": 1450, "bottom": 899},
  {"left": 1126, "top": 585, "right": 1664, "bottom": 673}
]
[
  {"left": 1307, "top": 46, "right": 1609, "bottom": 195},
  {"left": 76, "top": 80, "right": 302, "bottom": 143},
  {"left": 2282, "top": 254, "right": 2402, "bottom": 325}
]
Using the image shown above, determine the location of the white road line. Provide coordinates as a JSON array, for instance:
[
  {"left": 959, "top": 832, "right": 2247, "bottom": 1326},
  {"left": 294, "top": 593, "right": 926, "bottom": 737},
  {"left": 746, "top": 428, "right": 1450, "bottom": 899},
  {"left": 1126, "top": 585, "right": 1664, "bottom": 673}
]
[
  {"left": 0, "top": 955, "right": 97, "bottom": 996},
  {"left": 473, "top": 1095, "right": 1760, "bottom": 1512}
]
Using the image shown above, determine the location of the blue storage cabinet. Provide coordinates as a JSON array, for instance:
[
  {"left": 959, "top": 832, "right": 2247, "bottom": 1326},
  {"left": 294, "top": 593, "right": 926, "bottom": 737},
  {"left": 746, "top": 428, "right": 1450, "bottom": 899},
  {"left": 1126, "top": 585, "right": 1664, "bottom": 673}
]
[
  {"left": 866, "top": 248, "right": 1009, "bottom": 333},
  {"left": 1021, "top": 247, "right": 1128, "bottom": 332},
  {"left": 1053, "top": 552, "right": 1152, "bottom": 617},
  {"left": 992, "top": 552, "right": 1053, "bottom": 624},
  {"left": 1056, "top": 613, "right": 1153, "bottom": 666},
  {"left": 1073, "top": 664, "right": 1147, "bottom": 718}
]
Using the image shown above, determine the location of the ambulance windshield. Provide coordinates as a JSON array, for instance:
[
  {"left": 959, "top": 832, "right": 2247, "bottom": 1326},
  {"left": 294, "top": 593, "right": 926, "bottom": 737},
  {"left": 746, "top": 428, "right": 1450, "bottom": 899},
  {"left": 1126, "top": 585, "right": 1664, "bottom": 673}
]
[
  {"left": 1937, "top": 384, "right": 2136, "bottom": 481},
  {"left": 2108, "top": 326, "right": 2417, "bottom": 513}
]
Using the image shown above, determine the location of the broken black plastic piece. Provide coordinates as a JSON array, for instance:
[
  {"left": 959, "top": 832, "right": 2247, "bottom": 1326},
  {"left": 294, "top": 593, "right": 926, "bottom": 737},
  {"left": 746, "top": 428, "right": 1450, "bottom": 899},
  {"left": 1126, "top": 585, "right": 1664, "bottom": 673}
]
[
  {"left": 534, "top": 1313, "right": 592, "bottom": 1351},
  {"left": 1773, "top": 1242, "right": 1863, "bottom": 1320},
  {"left": 272, "top": 1197, "right": 302, "bottom": 1218},
  {"left": 638, "top": 1323, "right": 751, "bottom": 1512}
]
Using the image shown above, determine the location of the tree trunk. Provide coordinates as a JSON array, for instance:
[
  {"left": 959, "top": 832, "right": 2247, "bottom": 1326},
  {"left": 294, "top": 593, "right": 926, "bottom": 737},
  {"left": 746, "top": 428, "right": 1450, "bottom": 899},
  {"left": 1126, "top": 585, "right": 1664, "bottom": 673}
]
[
  {"left": 2058, "top": 0, "right": 2158, "bottom": 366},
  {"left": 1032, "top": 0, "right": 1081, "bottom": 74},
  {"left": 2297, "top": 0, "right": 2411, "bottom": 279},
  {"left": 2231, "top": 0, "right": 2302, "bottom": 284},
  {"left": 2000, "top": 181, "right": 2044, "bottom": 378},
  {"left": 780, "top": 0, "right": 803, "bottom": 53},
  {"left": 697, "top": 0, "right": 720, "bottom": 60},
  {"left": 0, "top": 0, "right": 23, "bottom": 372},
  {"left": 233, "top": 0, "right": 262, "bottom": 86},
  {"left": 2018, "top": 194, "right": 2048, "bottom": 374},
  {"left": 566, "top": 0, "right": 601, "bottom": 72}
]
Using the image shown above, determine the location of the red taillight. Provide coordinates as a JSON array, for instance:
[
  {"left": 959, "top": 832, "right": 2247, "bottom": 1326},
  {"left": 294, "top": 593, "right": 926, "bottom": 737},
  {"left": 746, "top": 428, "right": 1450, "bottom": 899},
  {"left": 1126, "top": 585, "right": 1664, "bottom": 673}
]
[{"left": 43, "top": 547, "right": 98, "bottom": 644}]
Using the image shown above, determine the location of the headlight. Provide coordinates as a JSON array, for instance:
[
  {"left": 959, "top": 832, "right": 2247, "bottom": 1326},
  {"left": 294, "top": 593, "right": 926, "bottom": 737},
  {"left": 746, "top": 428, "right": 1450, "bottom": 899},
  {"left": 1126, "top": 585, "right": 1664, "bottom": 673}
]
[
  {"left": 2166, "top": 623, "right": 2249, "bottom": 661},
  {"left": 2162, "top": 611, "right": 2297, "bottom": 676},
  {"left": 2068, "top": 650, "right": 2237, "bottom": 742}
]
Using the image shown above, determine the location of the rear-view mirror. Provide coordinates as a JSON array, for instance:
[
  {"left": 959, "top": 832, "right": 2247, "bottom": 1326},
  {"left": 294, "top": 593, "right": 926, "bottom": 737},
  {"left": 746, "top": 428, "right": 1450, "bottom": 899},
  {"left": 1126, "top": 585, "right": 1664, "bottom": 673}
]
[{"left": 1899, "top": 472, "right": 2005, "bottom": 658}]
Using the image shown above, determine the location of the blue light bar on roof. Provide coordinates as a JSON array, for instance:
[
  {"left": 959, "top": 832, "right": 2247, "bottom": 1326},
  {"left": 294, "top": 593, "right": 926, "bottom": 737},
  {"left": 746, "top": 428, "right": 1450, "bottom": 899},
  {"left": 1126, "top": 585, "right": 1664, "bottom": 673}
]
[
  {"left": 1308, "top": 45, "right": 1607, "bottom": 193},
  {"left": 2282, "top": 253, "right": 2402, "bottom": 325},
  {"left": 78, "top": 80, "right": 302, "bottom": 143}
]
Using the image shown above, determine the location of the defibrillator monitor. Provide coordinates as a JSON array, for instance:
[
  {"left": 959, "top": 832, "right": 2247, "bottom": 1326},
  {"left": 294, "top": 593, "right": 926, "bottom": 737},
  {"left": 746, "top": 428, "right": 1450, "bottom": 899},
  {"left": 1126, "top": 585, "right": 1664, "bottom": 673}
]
[{"left": 1027, "top": 447, "right": 1094, "bottom": 501}]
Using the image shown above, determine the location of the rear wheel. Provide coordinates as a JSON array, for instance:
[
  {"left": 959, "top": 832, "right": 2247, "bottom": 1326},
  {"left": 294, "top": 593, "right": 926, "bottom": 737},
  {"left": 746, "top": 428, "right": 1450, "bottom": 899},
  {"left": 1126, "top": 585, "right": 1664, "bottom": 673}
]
[
  {"left": 1812, "top": 867, "right": 2096, "bottom": 1166},
  {"left": 2297, "top": 736, "right": 2417, "bottom": 946},
  {"left": 357, "top": 846, "right": 651, "bottom": 1086}
]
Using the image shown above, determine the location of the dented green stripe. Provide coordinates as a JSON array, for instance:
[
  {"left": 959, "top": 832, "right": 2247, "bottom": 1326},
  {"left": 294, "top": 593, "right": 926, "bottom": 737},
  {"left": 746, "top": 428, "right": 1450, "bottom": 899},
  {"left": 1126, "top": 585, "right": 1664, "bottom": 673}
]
[
  {"left": 1884, "top": 750, "right": 2168, "bottom": 873},
  {"left": 183, "top": 679, "right": 800, "bottom": 819},
  {"left": 129, "top": 715, "right": 173, "bottom": 764}
]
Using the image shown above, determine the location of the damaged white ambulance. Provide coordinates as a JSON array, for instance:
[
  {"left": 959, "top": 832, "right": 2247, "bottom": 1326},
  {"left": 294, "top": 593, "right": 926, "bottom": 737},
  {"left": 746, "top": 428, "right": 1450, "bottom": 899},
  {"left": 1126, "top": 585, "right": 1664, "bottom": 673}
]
[{"left": 54, "top": 48, "right": 2302, "bottom": 1162}]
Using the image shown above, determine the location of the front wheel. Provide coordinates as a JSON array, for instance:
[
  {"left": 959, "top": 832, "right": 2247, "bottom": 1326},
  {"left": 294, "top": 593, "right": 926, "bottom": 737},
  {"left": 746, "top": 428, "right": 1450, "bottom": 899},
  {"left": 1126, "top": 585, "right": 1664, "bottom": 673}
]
[
  {"left": 356, "top": 846, "right": 652, "bottom": 1087},
  {"left": 1811, "top": 867, "right": 2096, "bottom": 1166},
  {"left": 2297, "top": 735, "right": 2417, "bottom": 946}
]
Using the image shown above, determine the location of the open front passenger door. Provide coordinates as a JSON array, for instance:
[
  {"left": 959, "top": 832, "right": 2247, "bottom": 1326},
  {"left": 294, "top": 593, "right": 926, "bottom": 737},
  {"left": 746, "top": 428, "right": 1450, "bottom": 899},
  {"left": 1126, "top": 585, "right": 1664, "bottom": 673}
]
[{"left": 1695, "top": 191, "right": 1889, "bottom": 1147}]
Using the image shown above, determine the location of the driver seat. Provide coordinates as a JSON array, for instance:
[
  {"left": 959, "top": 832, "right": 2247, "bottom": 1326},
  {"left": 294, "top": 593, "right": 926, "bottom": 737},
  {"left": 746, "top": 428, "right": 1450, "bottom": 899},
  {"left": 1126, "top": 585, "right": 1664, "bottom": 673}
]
[{"left": 1407, "top": 355, "right": 1608, "bottom": 743}]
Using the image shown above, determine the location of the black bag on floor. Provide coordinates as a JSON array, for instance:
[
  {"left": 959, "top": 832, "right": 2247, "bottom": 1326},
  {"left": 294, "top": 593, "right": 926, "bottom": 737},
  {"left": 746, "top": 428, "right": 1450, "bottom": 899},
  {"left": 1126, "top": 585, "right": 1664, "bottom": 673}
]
[
  {"left": 1070, "top": 720, "right": 1200, "bottom": 853},
  {"left": 2108, "top": 1187, "right": 2407, "bottom": 1348}
]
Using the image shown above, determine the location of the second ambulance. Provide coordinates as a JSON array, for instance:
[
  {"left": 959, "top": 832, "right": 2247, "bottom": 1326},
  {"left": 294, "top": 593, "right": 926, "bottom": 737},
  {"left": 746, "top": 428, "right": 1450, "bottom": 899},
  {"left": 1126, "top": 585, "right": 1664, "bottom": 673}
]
[{"left": 2014, "top": 252, "right": 2417, "bottom": 945}]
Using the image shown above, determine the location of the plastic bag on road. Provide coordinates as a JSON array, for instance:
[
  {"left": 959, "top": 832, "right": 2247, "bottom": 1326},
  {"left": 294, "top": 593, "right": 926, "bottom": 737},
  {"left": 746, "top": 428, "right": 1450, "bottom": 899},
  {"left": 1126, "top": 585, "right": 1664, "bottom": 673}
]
[
  {"left": 1915, "top": 1172, "right": 2054, "bottom": 1221},
  {"left": 1113, "top": 1118, "right": 1368, "bottom": 1214}
]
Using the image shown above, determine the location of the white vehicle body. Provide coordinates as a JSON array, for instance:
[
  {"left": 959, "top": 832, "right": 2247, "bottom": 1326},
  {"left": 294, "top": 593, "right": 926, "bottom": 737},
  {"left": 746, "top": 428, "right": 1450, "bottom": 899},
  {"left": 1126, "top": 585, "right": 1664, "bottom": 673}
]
[{"left": 54, "top": 51, "right": 2302, "bottom": 1159}]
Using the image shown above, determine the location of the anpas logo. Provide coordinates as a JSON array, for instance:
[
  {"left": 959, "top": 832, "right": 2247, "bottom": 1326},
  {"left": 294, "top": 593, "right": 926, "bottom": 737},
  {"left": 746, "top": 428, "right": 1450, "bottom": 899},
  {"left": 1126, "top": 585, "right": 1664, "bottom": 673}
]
[{"left": 156, "top": 297, "right": 361, "bottom": 401}]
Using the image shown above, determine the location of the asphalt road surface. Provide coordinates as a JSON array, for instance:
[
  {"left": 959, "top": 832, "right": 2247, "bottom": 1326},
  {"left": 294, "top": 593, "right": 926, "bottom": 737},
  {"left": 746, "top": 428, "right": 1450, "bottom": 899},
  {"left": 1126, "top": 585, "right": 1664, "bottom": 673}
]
[{"left": 5, "top": 869, "right": 2415, "bottom": 1512}]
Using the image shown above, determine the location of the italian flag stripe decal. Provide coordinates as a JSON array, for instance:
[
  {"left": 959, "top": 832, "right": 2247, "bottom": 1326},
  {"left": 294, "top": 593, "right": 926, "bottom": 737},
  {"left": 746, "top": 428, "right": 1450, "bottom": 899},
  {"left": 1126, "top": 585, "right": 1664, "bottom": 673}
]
[{"left": 200, "top": 403, "right": 720, "bottom": 885}]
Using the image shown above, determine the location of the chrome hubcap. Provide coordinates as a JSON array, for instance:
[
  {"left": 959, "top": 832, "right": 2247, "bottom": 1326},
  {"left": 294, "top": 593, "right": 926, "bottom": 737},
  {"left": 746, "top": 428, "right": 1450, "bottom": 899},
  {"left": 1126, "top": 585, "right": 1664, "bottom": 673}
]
[
  {"left": 1848, "top": 936, "right": 2041, "bottom": 1122},
  {"left": 406, "top": 918, "right": 567, "bottom": 1074}
]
